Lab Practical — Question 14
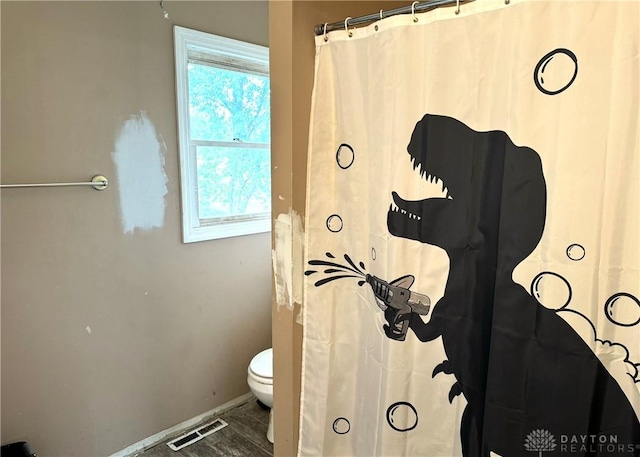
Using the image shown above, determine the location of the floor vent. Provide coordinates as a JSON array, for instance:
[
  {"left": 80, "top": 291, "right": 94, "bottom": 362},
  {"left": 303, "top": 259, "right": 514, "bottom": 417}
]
[{"left": 166, "top": 418, "right": 228, "bottom": 451}]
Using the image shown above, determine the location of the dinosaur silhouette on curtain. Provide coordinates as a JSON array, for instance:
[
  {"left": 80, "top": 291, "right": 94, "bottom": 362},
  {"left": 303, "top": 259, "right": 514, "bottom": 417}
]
[{"left": 385, "top": 114, "right": 640, "bottom": 457}]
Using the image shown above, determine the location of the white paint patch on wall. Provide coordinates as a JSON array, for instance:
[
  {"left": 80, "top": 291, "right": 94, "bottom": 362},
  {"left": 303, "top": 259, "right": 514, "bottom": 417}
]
[
  {"left": 112, "top": 112, "right": 168, "bottom": 234},
  {"left": 272, "top": 210, "right": 304, "bottom": 318}
]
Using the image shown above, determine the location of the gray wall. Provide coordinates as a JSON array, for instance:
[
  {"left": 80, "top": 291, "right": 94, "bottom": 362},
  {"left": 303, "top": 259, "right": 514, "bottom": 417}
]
[{"left": 0, "top": 2, "right": 271, "bottom": 456}]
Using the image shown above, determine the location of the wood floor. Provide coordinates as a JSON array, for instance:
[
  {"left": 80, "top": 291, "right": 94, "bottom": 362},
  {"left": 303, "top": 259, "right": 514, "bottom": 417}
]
[{"left": 136, "top": 398, "right": 273, "bottom": 457}]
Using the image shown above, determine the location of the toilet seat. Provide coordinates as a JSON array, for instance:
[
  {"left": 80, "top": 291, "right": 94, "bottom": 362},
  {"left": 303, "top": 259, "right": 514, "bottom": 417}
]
[
  {"left": 248, "top": 371, "right": 272, "bottom": 385},
  {"left": 249, "top": 348, "right": 273, "bottom": 385},
  {"left": 247, "top": 347, "right": 274, "bottom": 443}
]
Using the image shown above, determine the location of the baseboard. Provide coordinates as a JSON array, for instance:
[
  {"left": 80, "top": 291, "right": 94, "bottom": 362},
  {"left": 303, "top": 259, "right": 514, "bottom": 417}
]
[{"left": 110, "top": 392, "right": 253, "bottom": 457}]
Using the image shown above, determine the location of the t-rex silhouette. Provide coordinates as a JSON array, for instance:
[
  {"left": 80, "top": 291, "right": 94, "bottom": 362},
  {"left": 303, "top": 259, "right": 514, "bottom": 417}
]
[{"left": 385, "top": 114, "right": 640, "bottom": 456}]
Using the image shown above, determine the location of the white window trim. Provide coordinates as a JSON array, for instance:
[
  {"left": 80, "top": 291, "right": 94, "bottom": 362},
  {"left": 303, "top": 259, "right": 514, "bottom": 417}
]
[{"left": 174, "top": 26, "right": 270, "bottom": 243}]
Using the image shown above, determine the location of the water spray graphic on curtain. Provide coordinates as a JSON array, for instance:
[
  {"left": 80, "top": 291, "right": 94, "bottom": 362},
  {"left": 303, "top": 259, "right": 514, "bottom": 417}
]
[{"left": 306, "top": 253, "right": 430, "bottom": 341}]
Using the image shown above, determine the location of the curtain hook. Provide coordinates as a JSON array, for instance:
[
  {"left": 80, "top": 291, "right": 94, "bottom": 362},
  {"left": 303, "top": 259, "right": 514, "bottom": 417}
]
[
  {"left": 505, "top": 0, "right": 511, "bottom": 4},
  {"left": 323, "top": 23, "right": 329, "bottom": 42},
  {"left": 344, "top": 17, "right": 353, "bottom": 37},
  {"left": 412, "top": 2, "right": 419, "bottom": 22},
  {"left": 455, "top": 0, "right": 461, "bottom": 15},
  {"left": 375, "top": 10, "right": 384, "bottom": 31}
]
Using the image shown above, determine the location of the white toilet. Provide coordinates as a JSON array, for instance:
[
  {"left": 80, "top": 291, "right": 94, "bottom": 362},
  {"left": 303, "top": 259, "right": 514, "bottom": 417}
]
[{"left": 247, "top": 348, "right": 274, "bottom": 443}]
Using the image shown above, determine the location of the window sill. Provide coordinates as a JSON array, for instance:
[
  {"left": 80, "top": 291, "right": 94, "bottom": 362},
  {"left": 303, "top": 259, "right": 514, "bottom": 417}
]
[{"left": 182, "top": 218, "right": 271, "bottom": 243}]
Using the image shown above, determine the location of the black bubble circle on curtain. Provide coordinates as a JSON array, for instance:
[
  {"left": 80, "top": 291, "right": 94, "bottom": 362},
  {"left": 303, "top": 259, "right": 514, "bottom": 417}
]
[
  {"left": 530, "top": 271, "right": 572, "bottom": 310},
  {"left": 332, "top": 417, "right": 351, "bottom": 434},
  {"left": 604, "top": 293, "right": 640, "bottom": 327},
  {"left": 326, "top": 214, "right": 344, "bottom": 232},
  {"left": 534, "top": 49, "right": 578, "bottom": 95},
  {"left": 336, "top": 144, "right": 355, "bottom": 169},
  {"left": 386, "top": 402, "right": 418, "bottom": 432},
  {"left": 566, "top": 244, "right": 586, "bottom": 261}
]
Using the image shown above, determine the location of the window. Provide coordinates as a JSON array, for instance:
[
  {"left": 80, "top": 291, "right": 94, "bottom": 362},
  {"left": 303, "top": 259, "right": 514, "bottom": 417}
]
[{"left": 174, "top": 26, "right": 271, "bottom": 242}]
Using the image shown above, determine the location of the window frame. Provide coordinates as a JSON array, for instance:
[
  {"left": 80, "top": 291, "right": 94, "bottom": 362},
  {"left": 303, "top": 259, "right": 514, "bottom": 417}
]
[{"left": 173, "top": 26, "right": 271, "bottom": 243}]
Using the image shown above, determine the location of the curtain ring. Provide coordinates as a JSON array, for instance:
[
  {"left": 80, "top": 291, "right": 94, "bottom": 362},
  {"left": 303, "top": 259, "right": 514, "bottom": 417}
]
[
  {"left": 505, "top": 0, "right": 511, "bottom": 4},
  {"left": 344, "top": 17, "right": 353, "bottom": 37},
  {"left": 455, "top": 0, "right": 461, "bottom": 15},
  {"left": 323, "top": 23, "right": 329, "bottom": 42},
  {"left": 380, "top": 9, "right": 384, "bottom": 19},
  {"left": 412, "top": 2, "right": 419, "bottom": 22}
]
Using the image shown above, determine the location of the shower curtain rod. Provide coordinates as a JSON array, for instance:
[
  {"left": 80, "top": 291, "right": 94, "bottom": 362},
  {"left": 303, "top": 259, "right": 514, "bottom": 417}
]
[
  {"left": 313, "top": 0, "right": 475, "bottom": 36},
  {"left": 0, "top": 175, "right": 109, "bottom": 191}
]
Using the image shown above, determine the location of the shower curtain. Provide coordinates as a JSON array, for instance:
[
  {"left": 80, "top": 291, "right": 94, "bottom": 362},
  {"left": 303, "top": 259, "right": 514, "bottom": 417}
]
[{"left": 300, "top": 0, "right": 640, "bottom": 455}]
